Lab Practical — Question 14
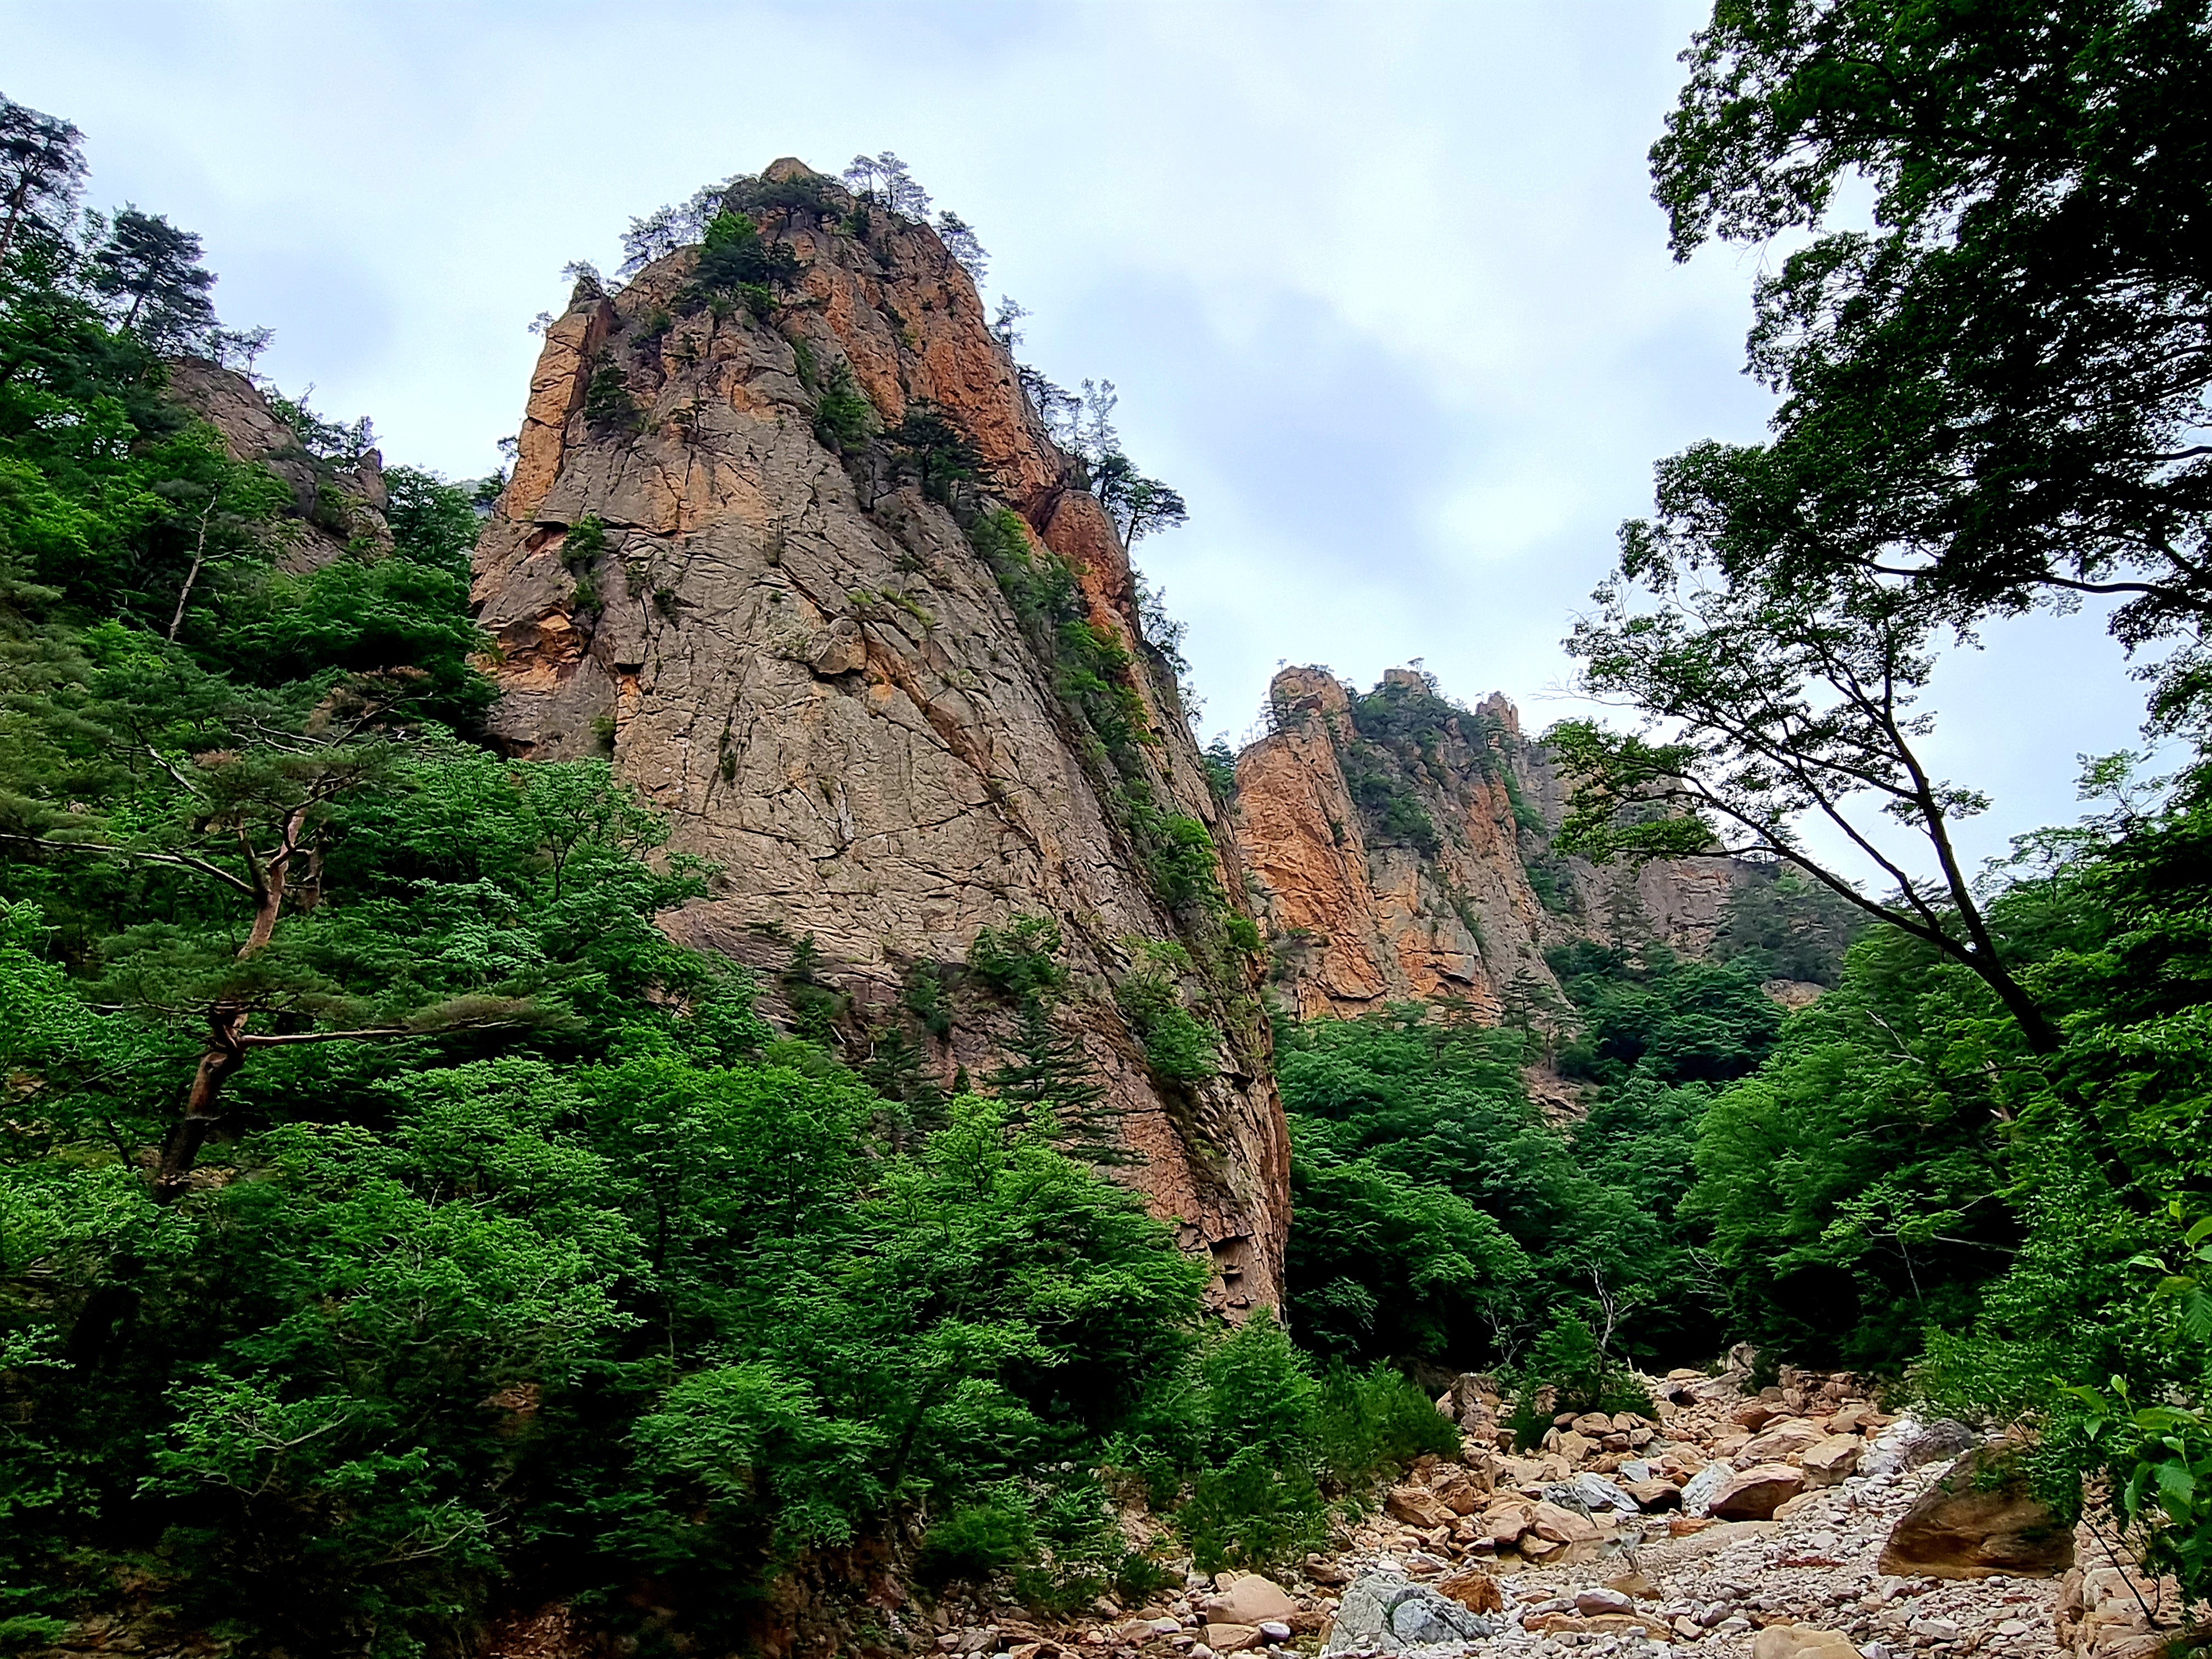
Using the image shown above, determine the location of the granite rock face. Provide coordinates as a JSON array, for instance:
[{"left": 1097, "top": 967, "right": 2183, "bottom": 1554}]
[
  {"left": 470, "top": 161, "right": 1288, "bottom": 1313},
  {"left": 163, "top": 356, "right": 392, "bottom": 567},
  {"left": 1234, "top": 665, "right": 1744, "bottom": 1025}
]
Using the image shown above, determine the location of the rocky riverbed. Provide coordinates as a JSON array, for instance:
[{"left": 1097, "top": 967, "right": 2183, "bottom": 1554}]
[{"left": 913, "top": 1363, "right": 2191, "bottom": 1659}]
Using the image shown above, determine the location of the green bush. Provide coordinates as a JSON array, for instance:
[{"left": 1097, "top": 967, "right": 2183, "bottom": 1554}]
[
  {"left": 1504, "top": 1312, "right": 1656, "bottom": 1449},
  {"left": 1312, "top": 1363, "right": 1463, "bottom": 1487},
  {"left": 970, "top": 914, "right": 1069, "bottom": 1004},
  {"left": 690, "top": 210, "right": 801, "bottom": 297},
  {"left": 918, "top": 1488, "right": 1035, "bottom": 1585},
  {"left": 814, "top": 361, "right": 875, "bottom": 452},
  {"left": 1180, "top": 1446, "right": 1329, "bottom": 1573},
  {"left": 581, "top": 362, "right": 640, "bottom": 433},
  {"left": 1116, "top": 967, "right": 1218, "bottom": 1083}
]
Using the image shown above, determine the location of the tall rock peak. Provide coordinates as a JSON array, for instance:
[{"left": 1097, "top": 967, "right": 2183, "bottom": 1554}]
[
  {"left": 1233, "top": 665, "right": 1742, "bottom": 1027},
  {"left": 471, "top": 160, "right": 1288, "bottom": 1313}
]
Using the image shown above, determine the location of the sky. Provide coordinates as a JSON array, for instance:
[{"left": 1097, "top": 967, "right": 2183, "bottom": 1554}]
[{"left": 4, "top": 0, "right": 2164, "bottom": 876}]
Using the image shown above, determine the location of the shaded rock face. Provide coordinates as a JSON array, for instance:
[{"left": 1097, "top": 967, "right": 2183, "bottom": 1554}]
[
  {"left": 471, "top": 160, "right": 1288, "bottom": 1314},
  {"left": 163, "top": 356, "right": 392, "bottom": 567},
  {"left": 1234, "top": 665, "right": 1742, "bottom": 1023},
  {"left": 1878, "top": 1445, "right": 2074, "bottom": 1580}
]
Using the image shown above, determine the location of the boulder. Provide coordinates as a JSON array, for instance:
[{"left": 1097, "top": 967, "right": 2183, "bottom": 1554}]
[
  {"left": 1205, "top": 1625, "right": 1262, "bottom": 1653},
  {"left": 1545, "top": 1472, "right": 1639, "bottom": 1514},
  {"left": 1553, "top": 1429, "right": 1595, "bottom": 1463},
  {"left": 1741, "top": 1418, "right": 1825, "bottom": 1462},
  {"left": 1482, "top": 1498, "right": 1536, "bottom": 1544},
  {"left": 1572, "top": 1412, "right": 1615, "bottom": 1436},
  {"left": 1680, "top": 1461, "right": 1736, "bottom": 1516},
  {"left": 1426, "top": 1467, "right": 1485, "bottom": 1516},
  {"left": 1321, "top": 1575, "right": 1498, "bottom": 1655},
  {"left": 1861, "top": 1412, "right": 1974, "bottom": 1477},
  {"left": 1904, "top": 1418, "right": 1977, "bottom": 1467},
  {"left": 1623, "top": 1479, "right": 1683, "bottom": 1511},
  {"left": 1383, "top": 1485, "right": 1454, "bottom": 1530},
  {"left": 1732, "top": 1400, "right": 1783, "bottom": 1430},
  {"left": 1708, "top": 1463, "right": 1805, "bottom": 1521},
  {"left": 1878, "top": 1445, "right": 2075, "bottom": 1579},
  {"left": 1800, "top": 1434, "right": 1863, "bottom": 1486},
  {"left": 1436, "top": 1567, "right": 1503, "bottom": 1615},
  {"left": 1202, "top": 1576, "right": 1298, "bottom": 1626},
  {"left": 1530, "top": 1500, "right": 1604, "bottom": 1543},
  {"left": 1304, "top": 1554, "right": 1351, "bottom": 1587},
  {"left": 1752, "top": 1627, "right": 1860, "bottom": 1659}
]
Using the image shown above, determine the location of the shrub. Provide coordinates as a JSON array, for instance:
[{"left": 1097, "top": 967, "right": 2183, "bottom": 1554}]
[
  {"left": 813, "top": 362, "right": 874, "bottom": 452},
  {"left": 1504, "top": 1312, "right": 1654, "bottom": 1449},
  {"left": 1116, "top": 967, "right": 1218, "bottom": 1084},
  {"left": 1312, "top": 1364, "right": 1462, "bottom": 1488},
  {"left": 970, "top": 915, "right": 1069, "bottom": 1004},
  {"left": 918, "top": 1487, "right": 1034, "bottom": 1585},
  {"left": 1180, "top": 1446, "right": 1329, "bottom": 1572},
  {"left": 581, "top": 363, "right": 640, "bottom": 434},
  {"left": 691, "top": 210, "right": 801, "bottom": 297}
]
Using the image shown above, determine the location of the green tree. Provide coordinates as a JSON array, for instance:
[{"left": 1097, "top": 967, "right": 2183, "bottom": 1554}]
[
  {"left": 0, "top": 93, "right": 86, "bottom": 269},
  {"left": 1648, "top": 0, "right": 2212, "bottom": 730},
  {"left": 88, "top": 207, "right": 217, "bottom": 349}
]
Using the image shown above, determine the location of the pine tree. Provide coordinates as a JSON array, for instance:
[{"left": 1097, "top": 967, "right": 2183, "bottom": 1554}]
[
  {"left": 987, "top": 994, "right": 1128, "bottom": 1164},
  {"left": 88, "top": 206, "right": 217, "bottom": 348}
]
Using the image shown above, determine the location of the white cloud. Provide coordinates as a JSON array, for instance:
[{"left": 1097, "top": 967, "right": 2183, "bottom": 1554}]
[{"left": 2, "top": 0, "right": 2157, "bottom": 865}]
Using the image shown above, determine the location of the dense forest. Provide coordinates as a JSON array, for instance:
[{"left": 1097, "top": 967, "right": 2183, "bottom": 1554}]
[{"left": 4, "top": 1, "right": 2211, "bottom": 1652}]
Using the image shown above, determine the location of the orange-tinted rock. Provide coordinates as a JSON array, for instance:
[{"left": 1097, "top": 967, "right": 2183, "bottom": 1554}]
[
  {"left": 1233, "top": 667, "right": 1749, "bottom": 1038},
  {"left": 1708, "top": 1464, "right": 1806, "bottom": 1521},
  {"left": 471, "top": 162, "right": 1287, "bottom": 1314},
  {"left": 1878, "top": 1446, "right": 2074, "bottom": 1579}
]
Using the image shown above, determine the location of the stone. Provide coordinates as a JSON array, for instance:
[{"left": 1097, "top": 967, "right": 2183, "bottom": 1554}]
[
  {"left": 1203, "top": 1625, "right": 1261, "bottom": 1652},
  {"left": 1733, "top": 1401, "right": 1784, "bottom": 1431},
  {"left": 1384, "top": 1485, "right": 1454, "bottom": 1530},
  {"left": 1624, "top": 1479, "right": 1684, "bottom": 1511},
  {"left": 1878, "top": 1445, "right": 2074, "bottom": 1579},
  {"left": 1530, "top": 1500, "right": 1605, "bottom": 1543},
  {"left": 1201, "top": 1578, "right": 1298, "bottom": 1626},
  {"left": 1547, "top": 1472, "right": 1639, "bottom": 1514},
  {"left": 1303, "top": 1555, "right": 1351, "bottom": 1588},
  {"left": 1483, "top": 1495, "right": 1536, "bottom": 1539},
  {"left": 1427, "top": 1467, "right": 1485, "bottom": 1516},
  {"left": 1707, "top": 1463, "right": 1806, "bottom": 1521},
  {"left": 1680, "top": 1462, "right": 1736, "bottom": 1516},
  {"left": 1436, "top": 1567, "right": 1503, "bottom": 1615},
  {"left": 1751, "top": 1627, "right": 1860, "bottom": 1659},
  {"left": 1321, "top": 1575, "right": 1499, "bottom": 1654},
  {"left": 1554, "top": 1429, "right": 1596, "bottom": 1463},
  {"left": 1575, "top": 1588, "right": 1634, "bottom": 1615},
  {"left": 1799, "top": 1434, "right": 1863, "bottom": 1486},
  {"left": 1741, "top": 1418, "right": 1825, "bottom": 1462},
  {"left": 1903, "top": 1418, "right": 1977, "bottom": 1467},
  {"left": 1574, "top": 1412, "right": 1615, "bottom": 1436},
  {"left": 1255, "top": 1622, "right": 1292, "bottom": 1644}
]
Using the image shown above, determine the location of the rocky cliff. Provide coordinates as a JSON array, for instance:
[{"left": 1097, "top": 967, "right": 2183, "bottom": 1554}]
[
  {"left": 163, "top": 356, "right": 393, "bottom": 566},
  {"left": 1234, "top": 665, "right": 1741, "bottom": 1024},
  {"left": 470, "top": 160, "right": 1288, "bottom": 1313}
]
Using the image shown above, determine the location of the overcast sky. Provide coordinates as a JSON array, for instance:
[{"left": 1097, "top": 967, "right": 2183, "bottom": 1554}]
[{"left": 6, "top": 0, "right": 2164, "bottom": 873}]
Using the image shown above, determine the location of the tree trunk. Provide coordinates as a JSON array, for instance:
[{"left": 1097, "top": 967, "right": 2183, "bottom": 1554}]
[
  {"left": 148, "top": 810, "right": 300, "bottom": 1199},
  {"left": 152, "top": 1002, "right": 249, "bottom": 1204}
]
